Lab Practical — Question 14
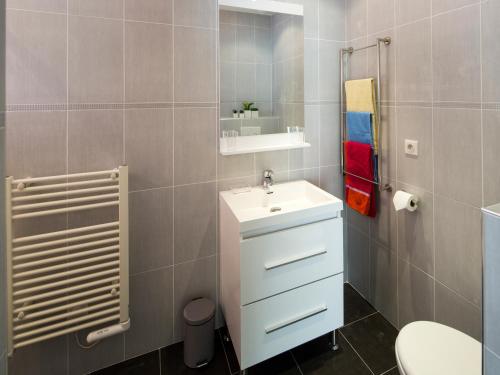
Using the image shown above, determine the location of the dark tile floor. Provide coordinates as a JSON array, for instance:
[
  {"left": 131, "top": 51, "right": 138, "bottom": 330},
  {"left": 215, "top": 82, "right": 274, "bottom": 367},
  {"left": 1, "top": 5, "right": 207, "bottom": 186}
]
[{"left": 92, "top": 283, "right": 399, "bottom": 375}]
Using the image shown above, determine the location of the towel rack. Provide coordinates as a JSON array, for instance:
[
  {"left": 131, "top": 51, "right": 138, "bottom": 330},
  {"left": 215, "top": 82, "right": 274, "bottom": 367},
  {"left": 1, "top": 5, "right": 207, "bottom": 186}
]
[
  {"left": 339, "top": 37, "right": 392, "bottom": 192},
  {"left": 5, "top": 166, "right": 130, "bottom": 355}
]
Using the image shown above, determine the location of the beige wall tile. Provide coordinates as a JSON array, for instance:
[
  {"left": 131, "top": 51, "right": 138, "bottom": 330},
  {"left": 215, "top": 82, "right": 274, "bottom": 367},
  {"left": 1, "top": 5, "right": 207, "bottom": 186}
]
[
  {"left": 125, "top": 22, "right": 173, "bottom": 103},
  {"left": 435, "top": 195, "right": 482, "bottom": 307},
  {"left": 174, "top": 107, "right": 216, "bottom": 185},
  {"left": 174, "top": 0, "right": 216, "bottom": 28},
  {"left": 125, "top": 0, "right": 172, "bottom": 23},
  {"left": 69, "top": 16, "right": 123, "bottom": 103},
  {"left": 6, "top": 10, "right": 67, "bottom": 105},
  {"left": 69, "top": 0, "right": 123, "bottom": 18},
  {"left": 174, "top": 27, "right": 216, "bottom": 103},
  {"left": 7, "top": 0, "right": 66, "bottom": 12},
  {"left": 125, "top": 108, "right": 173, "bottom": 191},
  {"left": 68, "top": 110, "right": 123, "bottom": 173},
  {"left": 483, "top": 110, "right": 500, "bottom": 206}
]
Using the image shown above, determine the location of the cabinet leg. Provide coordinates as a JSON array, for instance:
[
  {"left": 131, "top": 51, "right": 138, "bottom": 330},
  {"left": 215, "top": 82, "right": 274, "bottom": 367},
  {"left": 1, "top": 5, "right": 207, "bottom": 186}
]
[
  {"left": 331, "top": 330, "right": 339, "bottom": 351},
  {"left": 240, "top": 369, "right": 248, "bottom": 375}
]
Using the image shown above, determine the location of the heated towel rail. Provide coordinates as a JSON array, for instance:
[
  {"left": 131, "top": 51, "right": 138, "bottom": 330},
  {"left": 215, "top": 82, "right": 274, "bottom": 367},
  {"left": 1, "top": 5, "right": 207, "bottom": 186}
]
[
  {"left": 339, "top": 37, "right": 392, "bottom": 192},
  {"left": 5, "top": 166, "right": 130, "bottom": 355}
]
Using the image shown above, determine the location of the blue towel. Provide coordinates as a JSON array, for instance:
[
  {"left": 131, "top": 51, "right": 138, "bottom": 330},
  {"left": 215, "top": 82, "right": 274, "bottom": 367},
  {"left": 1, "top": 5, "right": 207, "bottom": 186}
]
[{"left": 347, "top": 112, "right": 374, "bottom": 147}]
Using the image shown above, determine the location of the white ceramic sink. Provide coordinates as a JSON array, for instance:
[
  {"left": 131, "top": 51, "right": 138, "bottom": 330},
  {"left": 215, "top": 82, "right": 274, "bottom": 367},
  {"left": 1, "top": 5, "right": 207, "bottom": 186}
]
[{"left": 220, "top": 180, "right": 343, "bottom": 237}]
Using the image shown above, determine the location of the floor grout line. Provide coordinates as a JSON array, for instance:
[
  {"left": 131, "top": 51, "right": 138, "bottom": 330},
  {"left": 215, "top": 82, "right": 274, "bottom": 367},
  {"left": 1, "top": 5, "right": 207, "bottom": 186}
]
[
  {"left": 380, "top": 365, "right": 398, "bottom": 375},
  {"left": 217, "top": 329, "right": 236, "bottom": 375},
  {"left": 339, "top": 331, "right": 375, "bottom": 375},
  {"left": 343, "top": 311, "right": 378, "bottom": 328},
  {"left": 289, "top": 350, "right": 304, "bottom": 375}
]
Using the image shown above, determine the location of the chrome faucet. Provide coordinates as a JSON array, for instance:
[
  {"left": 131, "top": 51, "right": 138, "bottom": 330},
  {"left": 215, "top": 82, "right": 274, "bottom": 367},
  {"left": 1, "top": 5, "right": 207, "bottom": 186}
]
[{"left": 262, "top": 170, "right": 274, "bottom": 192}]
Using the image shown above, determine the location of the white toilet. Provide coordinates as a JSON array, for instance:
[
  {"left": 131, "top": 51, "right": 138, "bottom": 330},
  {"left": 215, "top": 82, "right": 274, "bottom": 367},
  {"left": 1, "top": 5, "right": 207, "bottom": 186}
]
[{"left": 395, "top": 321, "right": 481, "bottom": 375}]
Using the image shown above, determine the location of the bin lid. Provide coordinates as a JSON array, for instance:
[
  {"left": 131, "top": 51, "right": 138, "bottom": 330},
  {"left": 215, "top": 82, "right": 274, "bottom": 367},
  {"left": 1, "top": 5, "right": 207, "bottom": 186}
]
[{"left": 184, "top": 298, "right": 215, "bottom": 325}]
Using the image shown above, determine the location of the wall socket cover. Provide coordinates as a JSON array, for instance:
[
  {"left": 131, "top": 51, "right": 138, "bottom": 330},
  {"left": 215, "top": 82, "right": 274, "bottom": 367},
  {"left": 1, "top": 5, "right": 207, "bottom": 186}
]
[{"left": 405, "top": 139, "right": 418, "bottom": 156}]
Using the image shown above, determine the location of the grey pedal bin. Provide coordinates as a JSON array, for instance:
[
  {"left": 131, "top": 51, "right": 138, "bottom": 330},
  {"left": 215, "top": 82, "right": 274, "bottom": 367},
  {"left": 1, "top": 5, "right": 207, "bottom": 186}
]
[{"left": 183, "top": 297, "right": 216, "bottom": 368}]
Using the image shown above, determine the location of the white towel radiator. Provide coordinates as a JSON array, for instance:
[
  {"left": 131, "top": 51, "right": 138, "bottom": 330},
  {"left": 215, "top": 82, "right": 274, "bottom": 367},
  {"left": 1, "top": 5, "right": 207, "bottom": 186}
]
[{"left": 5, "top": 166, "right": 130, "bottom": 355}]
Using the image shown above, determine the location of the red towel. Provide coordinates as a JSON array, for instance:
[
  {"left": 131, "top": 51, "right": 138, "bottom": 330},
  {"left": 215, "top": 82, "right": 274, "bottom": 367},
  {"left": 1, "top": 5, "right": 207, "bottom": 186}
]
[{"left": 344, "top": 141, "right": 376, "bottom": 217}]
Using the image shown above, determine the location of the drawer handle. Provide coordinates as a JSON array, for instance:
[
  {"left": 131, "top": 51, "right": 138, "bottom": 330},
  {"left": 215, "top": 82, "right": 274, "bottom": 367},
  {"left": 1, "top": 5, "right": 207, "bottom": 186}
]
[
  {"left": 265, "top": 305, "right": 328, "bottom": 334},
  {"left": 264, "top": 248, "right": 327, "bottom": 270}
]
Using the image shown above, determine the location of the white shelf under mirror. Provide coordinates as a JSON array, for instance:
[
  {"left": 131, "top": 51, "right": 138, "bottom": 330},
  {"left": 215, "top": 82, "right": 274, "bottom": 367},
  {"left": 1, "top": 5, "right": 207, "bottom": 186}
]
[{"left": 219, "top": 133, "right": 310, "bottom": 156}]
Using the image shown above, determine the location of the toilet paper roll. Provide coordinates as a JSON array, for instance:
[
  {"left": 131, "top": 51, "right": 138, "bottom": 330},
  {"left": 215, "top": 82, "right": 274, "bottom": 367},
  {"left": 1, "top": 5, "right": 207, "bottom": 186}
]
[{"left": 393, "top": 190, "right": 419, "bottom": 212}]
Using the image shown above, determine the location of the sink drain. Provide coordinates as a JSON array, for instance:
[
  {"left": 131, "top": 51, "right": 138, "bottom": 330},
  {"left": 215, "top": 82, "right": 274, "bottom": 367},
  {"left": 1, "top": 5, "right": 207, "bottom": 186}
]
[{"left": 270, "top": 207, "right": 282, "bottom": 213}]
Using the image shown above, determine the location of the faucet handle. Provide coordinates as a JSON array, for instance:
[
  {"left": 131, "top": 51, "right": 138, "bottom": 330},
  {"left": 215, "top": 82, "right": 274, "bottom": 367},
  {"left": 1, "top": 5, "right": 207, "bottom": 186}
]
[{"left": 264, "top": 169, "right": 274, "bottom": 178}]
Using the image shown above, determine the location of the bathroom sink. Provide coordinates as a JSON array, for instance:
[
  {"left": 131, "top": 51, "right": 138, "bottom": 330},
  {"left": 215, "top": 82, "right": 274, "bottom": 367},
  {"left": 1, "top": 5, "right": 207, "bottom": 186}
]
[{"left": 220, "top": 180, "right": 343, "bottom": 237}]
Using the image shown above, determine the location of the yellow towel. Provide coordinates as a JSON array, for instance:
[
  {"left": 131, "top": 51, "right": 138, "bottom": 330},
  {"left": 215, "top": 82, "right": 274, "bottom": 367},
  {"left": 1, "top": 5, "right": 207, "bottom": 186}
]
[{"left": 345, "top": 78, "right": 379, "bottom": 154}]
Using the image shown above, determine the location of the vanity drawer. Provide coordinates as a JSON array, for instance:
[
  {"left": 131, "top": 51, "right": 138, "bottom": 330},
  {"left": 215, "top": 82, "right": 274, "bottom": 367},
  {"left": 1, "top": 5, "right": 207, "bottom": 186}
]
[
  {"left": 240, "top": 218, "right": 343, "bottom": 305},
  {"left": 240, "top": 274, "right": 343, "bottom": 369}
]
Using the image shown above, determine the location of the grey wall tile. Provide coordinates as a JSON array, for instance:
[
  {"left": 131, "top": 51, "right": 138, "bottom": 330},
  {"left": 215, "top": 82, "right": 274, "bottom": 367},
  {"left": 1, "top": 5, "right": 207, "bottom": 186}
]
[
  {"left": 290, "top": 105, "right": 320, "bottom": 170},
  {"left": 435, "top": 282, "right": 482, "bottom": 341},
  {"left": 174, "top": 0, "right": 216, "bottom": 28},
  {"left": 432, "top": 5, "right": 481, "bottom": 103},
  {"left": 174, "top": 182, "right": 216, "bottom": 264},
  {"left": 290, "top": 167, "right": 320, "bottom": 187},
  {"left": 347, "top": 226, "right": 370, "bottom": 299},
  {"left": 370, "top": 188, "right": 397, "bottom": 250},
  {"left": 318, "top": 40, "right": 342, "bottom": 102},
  {"left": 378, "top": 106, "right": 396, "bottom": 180},
  {"left": 174, "top": 27, "right": 216, "bottom": 102},
  {"left": 319, "top": 165, "right": 343, "bottom": 199},
  {"left": 125, "top": 0, "right": 172, "bottom": 23},
  {"left": 235, "top": 63, "right": 256, "bottom": 102},
  {"left": 174, "top": 107, "right": 216, "bottom": 185},
  {"left": 396, "top": 106, "right": 433, "bottom": 191},
  {"left": 367, "top": 30, "right": 395, "bottom": 103},
  {"left": 130, "top": 188, "right": 173, "bottom": 275},
  {"left": 396, "top": 0, "right": 430, "bottom": 25},
  {"left": 8, "top": 336, "right": 68, "bottom": 375},
  {"left": 125, "top": 267, "right": 174, "bottom": 358},
  {"left": 396, "top": 19, "right": 432, "bottom": 102},
  {"left": 6, "top": 111, "right": 67, "bottom": 178},
  {"left": 483, "top": 110, "right": 500, "bottom": 206},
  {"left": 173, "top": 256, "right": 217, "bottom": 340},
  {"left": 366, "top": 0, "right": 394, "bottom": 35},
  {"left": 398, "top": 260, "right": 434, "bottom": 329},
  {"left": 255, "top": 150, "right": 289, "bottom": 175},
  {"left": 319, "top": 0, "right": 345, "bottom": 41},
  {"left": 6, "top": 9, "right": 66, "bottom": 105},
  {"left": 433, "top": 108, "right": 482, "bottom": 207},
  {"left": 347, "top": 0, "right": 367, "bottom": 40},
  {"left": 255, "top": 27, "right": 272, "bottom": 64},
  {"left": 68, "top": 333, "right": 124, "bottom": 375},
  {"left": 370, "top": 243, "right": 398, "bottom": 327},
  {"left": 125, "top": 108, "right": 173, "bottom": 191},
  {"left": 397, "top": 183, "right": 434, "bottom": 275},
  {"left": 220, "top": 23, "right": 236, "bottom": 62},
  {"left": 236, "top": 25, "right": 254, "bottom": 63},
  {"left": 68, "top": 110, "right": 123, "bottom": 173},
  {"left": 346, "top": 37, "right": 367, "bottom": 80},
  {"left": 347, "top": 206, "right": 370, "bottom": 234},
  {"left": 69, "top": 0, "right": 123, "bottom": 18},
  {"left": 304, "top": 39, "right": 318, "bottom": 102},
  {"left": 482, "top": 0, "right": 500, "bottom": 103},
  {"left": 319, "top": 103, "right": 340, "bottom": 166},
  {"left": 7, "top": 0, "right": 66, "bottom": 13},
  {"left": 302, "top": 0, "right": 318, "bottom": 39},
  {"left": 69, "top": 16, "right": 123, "bottom": 104},
  {"left": 125, "top": 22, "right": 173, "bottom": 103},
  {"left": 435, "top": 195, "right": 482, "bottom": 307}
]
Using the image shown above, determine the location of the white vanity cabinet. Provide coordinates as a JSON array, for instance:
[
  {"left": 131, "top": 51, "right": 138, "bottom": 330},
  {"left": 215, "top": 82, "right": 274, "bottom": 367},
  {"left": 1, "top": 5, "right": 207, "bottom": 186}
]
[{"left": 219, "top": 181, "right": 344, "bottom": 371}]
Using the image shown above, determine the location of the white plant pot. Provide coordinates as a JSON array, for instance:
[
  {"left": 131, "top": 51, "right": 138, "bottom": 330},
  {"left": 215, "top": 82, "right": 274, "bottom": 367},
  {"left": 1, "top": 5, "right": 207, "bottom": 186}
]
[
  {"left": 239, "top": 112, "right": 245, "bottom": 119},
  {"left": 244, "top": 110, "right": 252, "bottom": 119},
  {"left": 233, "top": 112, "right": 238, "bottom": 118},
  {"left": 251, "top": 111, "right": 259, "bottom": 119}
]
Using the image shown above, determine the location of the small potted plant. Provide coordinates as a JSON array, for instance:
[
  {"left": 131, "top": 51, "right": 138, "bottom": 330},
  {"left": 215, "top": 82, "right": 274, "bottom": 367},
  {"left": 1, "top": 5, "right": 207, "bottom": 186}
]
[
  {"left": 251, "top": 108, "right": 259, "bottom": 119},
  {"left": 239, "top": 110, "right": 245, "bottom": 119},
  {"left": 232, "top": 109, "right": 238, "bottom": 119},
  {"left": 242, "top": 101, "right": 254, "bottom": 119}
]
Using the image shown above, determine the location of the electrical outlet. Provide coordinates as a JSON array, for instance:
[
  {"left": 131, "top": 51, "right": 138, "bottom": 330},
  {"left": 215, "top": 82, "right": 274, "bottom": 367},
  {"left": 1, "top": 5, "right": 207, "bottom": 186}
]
[{"left": 405, "top": 139, "right": 418, "bottom": 156}]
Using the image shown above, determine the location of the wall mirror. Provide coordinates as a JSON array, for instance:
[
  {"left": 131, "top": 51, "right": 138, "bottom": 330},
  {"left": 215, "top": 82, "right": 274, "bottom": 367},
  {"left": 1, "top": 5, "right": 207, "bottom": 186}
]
[{"left": 218, "top": 0, "right": 309, "bottom": 155}]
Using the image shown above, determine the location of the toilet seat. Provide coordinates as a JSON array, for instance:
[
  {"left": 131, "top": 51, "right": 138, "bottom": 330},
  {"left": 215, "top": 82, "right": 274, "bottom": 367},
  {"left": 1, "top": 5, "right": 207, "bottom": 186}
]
[{"left": 395, "top": 321, "right": 481, "bottom": 375}]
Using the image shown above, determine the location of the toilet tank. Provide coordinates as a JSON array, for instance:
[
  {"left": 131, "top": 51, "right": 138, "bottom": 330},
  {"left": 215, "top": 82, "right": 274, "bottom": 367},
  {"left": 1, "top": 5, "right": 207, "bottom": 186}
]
[{"left": 482, "top": 203, "right": 500, "bottom": 374}]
